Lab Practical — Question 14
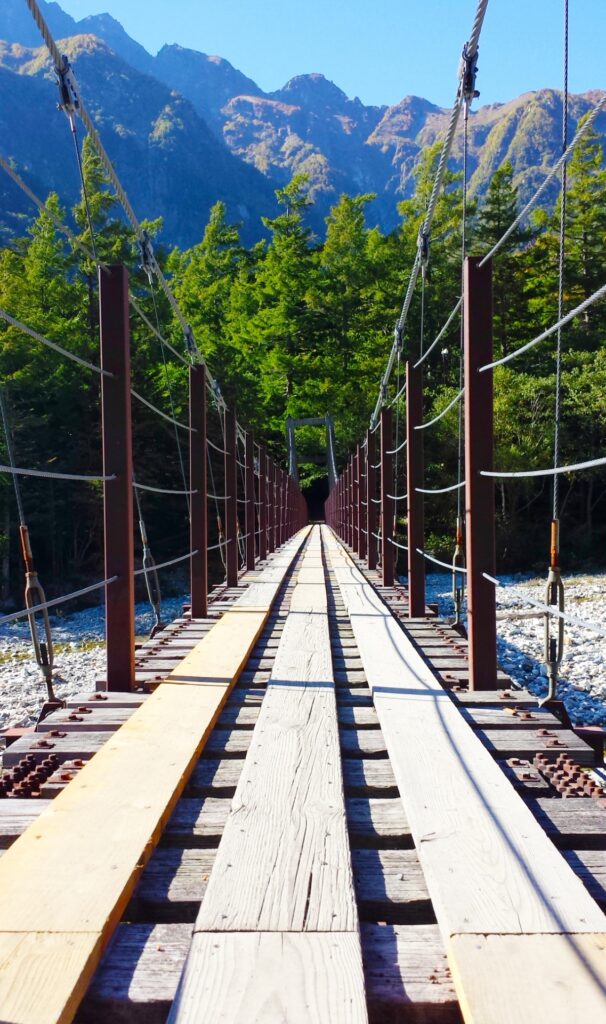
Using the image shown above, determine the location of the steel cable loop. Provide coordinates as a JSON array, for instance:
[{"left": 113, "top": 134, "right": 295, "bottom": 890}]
[
  {"left": 417, "top": 548, "right": 468, "bottom": 573},
  {"left": 480, "top": 282, "right": 606, "bottom": 373},
  {"left": 386, "top": 493, "right": 408, "bottom": 502},
  {"left": 0, "top": 307, "right": 109, "bottom": 376},
  {"left": 207, "top": 438, "right": 228, "bottom": 455},
  {"left": 129, "top": 295, "right": 189, "bottom": 368},
  {"left": 414, "top": 297, "right": 463, "bottom": 369},
  {"left": 0, "top": 464, "right": 113, "bottom": 483},
  {"left": 386, "top": 438, "right": 407, "bottom": 455},
  {"left": 479, "top": 92, "right": 606, "bottom": 268},
  {"left": 208, "top": 539, "right": 232, "bottom": 552},
  {"left": 416, "top": 480, "right": 466, "bottom": 494},
  {"left": 415, "top": 389, "right": 464, "bottom": 431},
  {"left": 134, "top": 551, "right": 195, "bottom": 576},
  {"left": 483, "top": 572, "right": 606, "bottom": 637},
  {"left": 388, "top": 537, "right": 409, "bottom": 551},
  {"left": 133, "top": 482, "right": 196, "bottom": 496},
  {"left": 0, "top": 576, "right": 118, "bottom": 627},
  {"left": 481, "top": 456, "right": 606, "bottom": 479},
  {"left": 130, "top": 388, "right": 192, "bottom": 434}
]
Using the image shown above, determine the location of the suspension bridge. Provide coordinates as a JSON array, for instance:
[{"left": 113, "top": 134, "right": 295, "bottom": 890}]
[{"left": 0, "top": 0, "right": 606, "bottom": 1021}]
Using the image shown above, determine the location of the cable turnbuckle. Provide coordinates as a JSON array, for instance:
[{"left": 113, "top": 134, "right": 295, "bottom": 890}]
[
  {"left": 460, "top": 43, "right": 480, "bottom": 105},
  {"left": 55, "top": 54, "right": 80, "bottom": 122},
  {"left": 451, "top": 516, "right": 466, "bottom": 627},
  {"left": 138, "top": 230, "right": 155, "bottom": 283},
  {"left": 540, "top": 519, "right": 565, "bottom": 707},
  {"left": 418, "top": 230, "right": 430, "bottom": 271}
]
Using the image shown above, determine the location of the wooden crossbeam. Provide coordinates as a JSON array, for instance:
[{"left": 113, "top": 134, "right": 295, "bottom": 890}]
[
  {"left": 0, "top": 529, "right": 309, "bottom": 1024},
  {"left": 170, "top": 527, "right": 368, "bottom": 1023},
  {"left": 324, "top": 527, "right": 606, "bottom": 1024}
]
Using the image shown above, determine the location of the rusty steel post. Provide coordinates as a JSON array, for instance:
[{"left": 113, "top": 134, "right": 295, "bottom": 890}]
[
  {"left": 267, "top": 458, "right": 276, "bottom": 554},
  {"left": 224, "top": 409, "right": 238, "bottom": 586},
  {"left": 348, "top": 459, "right": 354, "bottom": 548},
  {"left": 99, "top": 265, "right": 135, "bottom": 691},
  {"left": 258, "top": 446, "right": 267, "bottom": 562},
  {"left": 465, "top": 256, "right": 497, "bottom": 689},
  {"left": 189, "top": 364, "right": 207, "bottom": 618},
  {"left": 406, "top": 360, "right": 426, "bottom": 616},
  {"left": 367, "top": 429, "right": 377, "bottom": 570},
  {"left": 381, "top": 407, "right": 394, "bottom": 586},
  {"left": 245, "top": 432, "right": 255, "bottom": 570},
  {"left": 353, "top": 447, "right": 360, "bottom": 555},
  {"left": 359, "top": 445, "right": 367, "bottom": 562}
]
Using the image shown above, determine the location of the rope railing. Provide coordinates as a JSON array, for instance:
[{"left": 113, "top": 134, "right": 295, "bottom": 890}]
[
  {"left": 133, "top": 482, "right": 197, "bottom": 496},
  {"left": 0, "top": 307, "right": 109, "bottom": 376},
  {"left": 0, "top": 577, "right": 117, "bottom": 627},
  {"left": 415, "top": 388, "right": 464, "bottom": 431},
  {"left": 483, "top": 573, "right": 606, "bottom": 637},
  {"left": 0, "top": 465, "right": 113, "bottom": 483},
  {"left": 416, "top": 480, "right": 466, "bottom": 494},
  {"left": 134, "top": 551, "right": 195, "bottom": 576},
  {"left": 417, "top": 548, "right": 467, "bottom": 572},
  {"left": 479, "top": 281, "right": 606, "bottom": 372},
  {"left": 130, "top": 388, "right": 193, "bottom": 434},
  {"left": 481, "top": 456, "right": 606, "bottom": 479}
]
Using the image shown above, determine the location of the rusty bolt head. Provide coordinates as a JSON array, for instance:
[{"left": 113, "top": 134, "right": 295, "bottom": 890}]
[{"left": 546, "top": 738, "right": 564, "bottom": 747}]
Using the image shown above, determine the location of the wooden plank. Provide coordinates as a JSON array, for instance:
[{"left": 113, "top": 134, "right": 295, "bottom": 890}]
[
  {"left": 195, "top": 533, "right": 358, "bottom": 932},
  {"left": 0, "top": 529, "right": 309, "bottom": 1024},
  {"left": 325, "top": 527, "right": 606, "bottom": 937},
  {"left": 449, "top": 933, "right": 606, "bottom": 1024},
  {"left": 167, "top": 932, "right": 367, "bottom": 1024}
]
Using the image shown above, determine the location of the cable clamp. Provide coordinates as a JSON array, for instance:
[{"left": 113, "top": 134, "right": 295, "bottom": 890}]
[
  {"left": 417, "top": 230, "right": 430, "bottom": 267},
  {"left": 460, "top": 42, "right": 480, "bottom": 104},
  {"left": 394, "top": 324, "right": 404, "bottom": 353},
  {"left": 138, "top": 230, "right": 155, "bottom": 282},
  {"left": 55, "top": 54, "right": 80, "bottom": 121},
  {"left": 183, "top": 323, "right": 196, "bottom": 357}
]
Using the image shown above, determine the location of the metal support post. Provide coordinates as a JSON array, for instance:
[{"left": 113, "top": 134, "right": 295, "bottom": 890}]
[
  {"left": 381, "top": 407, "right": 394, "bottom": 587},
  {"left": 406, "top": 359, "right": 426, "bottom": 616},
  {"left": 245, "top": 432, "right": 255, "bottom": 570},
  {"left": 224, "top": 409, "right": 238, "bottom": 587},
  {"left": 353, "top": 447, "right": 360, "bottom": 554},
  {"left": 189, "top": 364, "right": 207, "bottom": 618},
  {"left": 464, "top": 256, "right": 497, "bottom": 689},
  {"left": 367, "top": 429, "right": 377, "bottom": 570},
  {"left": 99, "top": 265, "right": 135, "bottom": 691},
  {"left": 267, "top": 458, "right": 275, "bottom": 554},
  {"left": 359, "top": 445, "right": 367, "bottom": 562},
  {"left": 258, "top": 445, "right": 267, "bottom": 562}
]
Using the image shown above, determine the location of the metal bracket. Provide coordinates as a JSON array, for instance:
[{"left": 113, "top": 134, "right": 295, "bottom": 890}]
[
  {"left": 55, "top": 54, "right": 80, "bottom": 121},
  {"left": 460, "top": 43, "right": 480, "bottom": 104}
]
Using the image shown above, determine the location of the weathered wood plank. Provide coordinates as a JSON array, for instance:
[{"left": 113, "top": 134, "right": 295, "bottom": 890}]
[
  {"left": 168, "top": 933, "right": 368, "bottom": 1024},
  {"left": 325, "top": 528, "right": 605, "bottom": 937},
  {"left": 195, "top": 533, "right": 358, "bottom": 932}
]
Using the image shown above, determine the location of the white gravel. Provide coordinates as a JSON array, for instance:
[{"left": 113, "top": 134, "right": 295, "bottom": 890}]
[
  {"left": 422, "top": 570, "right": 606, "bottom": 726},
  {"left": 1, "top": 573, "right": 605, "bottom": 730},
  {"left": 0, "top": 596, "right": 187, "bottom": 730}
]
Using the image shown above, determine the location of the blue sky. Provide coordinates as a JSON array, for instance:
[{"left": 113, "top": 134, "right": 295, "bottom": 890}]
[{"left": 59, "top": 0, "right": 605, "bottom": 109}]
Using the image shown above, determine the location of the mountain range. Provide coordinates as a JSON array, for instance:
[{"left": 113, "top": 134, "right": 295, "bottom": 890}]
[{"left": 1, "top": 0, "right": 605, "bottom": 248}]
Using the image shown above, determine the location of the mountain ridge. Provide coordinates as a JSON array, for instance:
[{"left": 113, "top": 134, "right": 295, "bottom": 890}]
[{"left": 0, "top": 0, "right": 604, "bottom": 246}]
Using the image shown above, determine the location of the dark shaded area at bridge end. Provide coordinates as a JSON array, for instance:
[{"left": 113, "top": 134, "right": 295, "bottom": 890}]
[{"left": 304, "top": 475, "right": 329, "bottom": 522}]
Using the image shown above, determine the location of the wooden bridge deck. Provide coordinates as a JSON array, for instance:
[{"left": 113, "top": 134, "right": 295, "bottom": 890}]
[{"left": 0, "top": 525, "right": 605, "bottom": 1023}]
